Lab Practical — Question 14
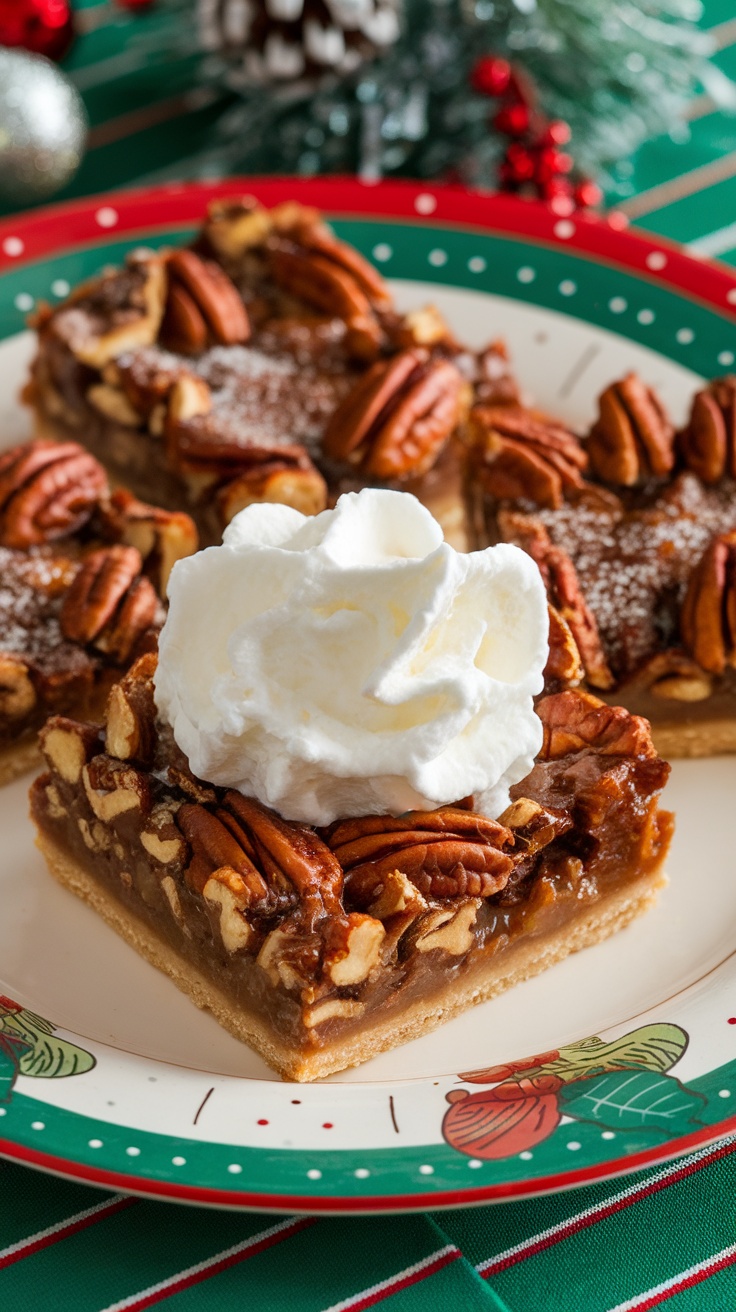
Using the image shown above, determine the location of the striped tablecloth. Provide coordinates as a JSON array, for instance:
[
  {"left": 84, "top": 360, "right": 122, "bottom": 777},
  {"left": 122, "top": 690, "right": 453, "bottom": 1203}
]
[{"left": 2, "top": 1, "right": 736, "bottom": 1308}]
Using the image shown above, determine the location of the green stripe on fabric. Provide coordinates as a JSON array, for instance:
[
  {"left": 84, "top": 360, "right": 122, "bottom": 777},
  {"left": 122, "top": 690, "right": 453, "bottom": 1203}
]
[
  {"left": 0, "top": 1160, "right": 116, "bottom": 1250},
  {"left": 477, "top": 1147, "right": 736, "bottom": 1312},
  {"left": 633, "top": 171, "right": 736, "bottom": 244},
  {"left": 643, "top": 1263, "right": 736, "bottom": 1312}
]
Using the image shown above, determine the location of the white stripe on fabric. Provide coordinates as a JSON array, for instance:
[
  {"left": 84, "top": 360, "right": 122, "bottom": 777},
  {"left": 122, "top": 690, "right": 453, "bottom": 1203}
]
[
  {"left": 477, "top": 1138, "right": 736, "bottom": 1275},
  {"left": 98, "top": 1216, "right": 305, "bottom": 1312},
  {"left": 0, "top": 1194, "right": 129, "bottom": 1264},
  {"left": 604, "top": 1240, "right": 736, "bottom": 1311},
  {"left": 320, "top": 1244, "right": 459, "bottom": 1312},
  {"left": 689, "top": 221, "right": 736, "bottom": 256}
]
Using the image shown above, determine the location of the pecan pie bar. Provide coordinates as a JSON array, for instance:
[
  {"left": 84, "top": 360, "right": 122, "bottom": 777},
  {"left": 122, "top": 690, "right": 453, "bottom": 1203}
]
[
  {"left": 26, "top": 200, "right": 513, "bottom": 551},
  {"left": 0, "top": 438, "right": 197, "bottom": 784},
  {"left": 467, "top": 374, "right": 736, "bottom": 757},
  {"left": 30, "top": 656, "right": 672, "bottom": 1081}
]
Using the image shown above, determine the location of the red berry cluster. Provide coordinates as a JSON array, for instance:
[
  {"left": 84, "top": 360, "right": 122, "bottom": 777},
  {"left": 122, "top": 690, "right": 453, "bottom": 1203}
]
[{"left": 471, "top": 55, "right": 602, "bottom": 215}]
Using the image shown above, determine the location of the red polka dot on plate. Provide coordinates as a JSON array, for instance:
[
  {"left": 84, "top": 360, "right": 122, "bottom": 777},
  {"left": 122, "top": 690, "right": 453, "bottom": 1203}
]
[{"left": 257, "top": 1118, "right": 269, "bottom": 1125}]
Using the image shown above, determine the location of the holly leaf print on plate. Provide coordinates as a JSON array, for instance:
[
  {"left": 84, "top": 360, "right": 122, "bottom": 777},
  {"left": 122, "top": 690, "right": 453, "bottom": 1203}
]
[{"left": 558, "top": 1069, "right": 706, "bottom": 1137}]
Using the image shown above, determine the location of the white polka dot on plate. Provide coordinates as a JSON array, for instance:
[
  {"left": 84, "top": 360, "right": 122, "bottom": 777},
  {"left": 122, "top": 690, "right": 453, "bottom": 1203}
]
[
  {"left": 31, "top": 1121, "right": 45, "bottom": 1131},
  {"left": 727, "top": 288, "right": 736, "bottom": 306},
  {"left": 719, "top": 1089, "right": 731, "bottom": 1098},
  {"left": 468, "top": 256, "right": 486, "bottom": 273},
  {"left": 567, "top": 1141, "right": 582, "bottom": 1151},
  {"left": 467, "top": 1159, "right": 483, "bottom": 1169},
  {"left": 519, "top": 1151, "right": 533, "bottom": 1161},
  {"left": 554, "top": 220, "right": 575, "bottom": 239},
  {"left": 354, "top": 1168, "right": 370, "bottom": 1179},
  {"left": 95, "top": 207, "right": 119, "bottom": 229},
  {"left": 51, "top": 279, "right": 70, "bottom": 297},
  {"left": 126, "top": 1146, "right": 141, "bottom": 1157},
  {"left": 718, "top": 351, "right": 734, "bottom": 366},
  {"left": 2, "top": 236, "right": 24, "bottom": 257},
  {"left": 415, "top": 193, "right": 437, "bottom": 215},
  {"left": 559, "top": 280, "right": 577, "bottom": 297},
  {"left": 601, "top": 1131, "right": 616, "bottom": 1141},
  {"left": 14, "top": 293, "right": 33, "bottom": 312},
  {"left": 517, "top": 266, "right": 536, "bottom": 284},
  {"left": 637, "top": 309, "right": 655, "bottom": 325},
  {"left": 646, "top": 251, "right": 667, "bottom": 271},
  {"left": 428, "top": 249, "right": 448, "bottom": 267},
  {"left": 676, "top": 328, "right": 694, "bottom": 344},
  {"left": 227, "top": 1163, "right": 242, "bottom": 1174},
  {"left": 419, "top": 1164, "right": 434, "bottom": 1175},
  {"left": 609, "top": 297, "right": 627, "bottom": 313},
  {"left": 172, "top": 1156, "right": 186, "bottom": 1166},
  {"left": 88, "top": 1139, "right": 103, "bottom": 1149},
  {"left": 372, "top": 243, "right": 392, "bottom": 262},
  {"left": 307, "top": 1168, "right": 322, "bottom": 1180}
]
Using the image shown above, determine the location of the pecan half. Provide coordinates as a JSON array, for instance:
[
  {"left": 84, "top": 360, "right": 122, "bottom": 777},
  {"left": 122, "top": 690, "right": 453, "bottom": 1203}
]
[
  {"left": 162, "top": 249, "right": 250, "bottom": 353},
  {"left": 0, "top": 656, "right": 36, "bottom": 722},
  {"left": 588, "top": 373, "right": 674, "bottom": 485},
  {"left": 681, "top": 530, "right": 736, "bottom": 674},
  {"left": 268, "top": 218, "right": 392, "bottom": 361},
  {"left": 537, "top": 690, "right": 656, "bottom": 760},
  {"left": 323, "top": 348, "right": 464, "bottom": 479},
  {"left": 0, "top": 439, "right": 107, "bottom": 548},
  {"left": 60, "top": 545, "right": 158, "bottom": 663},
  {"left": 469, "top": 406, "right": 587, "bottom": 509},
  {"left": 679, "top": 376, "right": 736, "bottom": 483},
  {"left": 326, "top": 807, "right": 514, "bottom": 902},
  {"left": 545, "top": 604, "right": 584, "bottom": 686},
  {"left": 502, "top": 513, "right": 613, "bottom": 690}
]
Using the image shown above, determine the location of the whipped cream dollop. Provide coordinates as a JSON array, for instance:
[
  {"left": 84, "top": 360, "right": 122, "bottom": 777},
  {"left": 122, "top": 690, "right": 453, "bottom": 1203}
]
[{"left": 155, "top": 489, "right": 549, "bottom": 825}]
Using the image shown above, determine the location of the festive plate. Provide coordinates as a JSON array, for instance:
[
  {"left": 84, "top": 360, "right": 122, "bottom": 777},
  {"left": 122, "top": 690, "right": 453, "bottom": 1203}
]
[{"left": 1, "top": 179, "right": 736, "bottom": 1214}]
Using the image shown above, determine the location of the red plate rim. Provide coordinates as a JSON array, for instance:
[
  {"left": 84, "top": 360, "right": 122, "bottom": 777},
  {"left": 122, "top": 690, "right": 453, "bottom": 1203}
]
[{"left": 1, "top": 176, "right": 735, "bottom": 322}]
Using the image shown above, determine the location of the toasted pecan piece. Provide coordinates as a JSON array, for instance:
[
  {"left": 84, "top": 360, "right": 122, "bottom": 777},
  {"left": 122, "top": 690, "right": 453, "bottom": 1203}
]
[
  {"left": 216, "top": 457, "right": 327, "bottom": 526},
  {"left": 469, "top": 406, "right": 587, "bottom": 509},
  {"left": 45, "top": 253, "right": 167, "bottom": 369},
  {"left": 679, "top": 376, "right": 736, "bottom": 484},
  {"left": 681, "top": 530, "right": 736, "bottom": 675},
  {"left": 588, "top": 373, "right": 674, "bottom": 485},
  {"left": 323, "top": 348, "right": 464, "bottom": 479},
  {"left": 325, "top": 807, "right": 514, "bottom": 902},
  {"left": 94, "top": 489, "right": 198, "bottom": 596},
  {"left": 0, "top": 439, "right": 107, "bottom": 548}
]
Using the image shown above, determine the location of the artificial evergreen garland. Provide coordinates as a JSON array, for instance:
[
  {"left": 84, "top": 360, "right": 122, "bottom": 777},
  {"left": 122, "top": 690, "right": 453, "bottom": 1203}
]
[{"left": 199, "top": 0, "right": 736, "bottom": 194}]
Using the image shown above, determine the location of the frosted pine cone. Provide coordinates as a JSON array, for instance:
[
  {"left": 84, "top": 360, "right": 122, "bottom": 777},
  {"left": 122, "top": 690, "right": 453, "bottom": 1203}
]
[{"left": 200, "top": 0, "right": 401, "bottom": 83}]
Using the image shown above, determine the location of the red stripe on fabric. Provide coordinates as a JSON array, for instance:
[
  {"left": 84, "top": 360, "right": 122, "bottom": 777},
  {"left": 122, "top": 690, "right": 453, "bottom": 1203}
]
[
  {"left": 481, "top": 1137, "right": 736, "bottom": 1277},
  {"left": 0, "top": 1196, "right": 136, "bottom": 1270},
  {"left": 4, "top": 1123, "right": 736, "bottom": 1211},
  {"left": 110, "top": 1218, "right": 314, "bottom": 1312},
  {"left": 622, "top": 1246, "right": 736, "bottom": 1311},
  {"left": 332, "top": 1248, "right": 461, "bottom": 1312}
]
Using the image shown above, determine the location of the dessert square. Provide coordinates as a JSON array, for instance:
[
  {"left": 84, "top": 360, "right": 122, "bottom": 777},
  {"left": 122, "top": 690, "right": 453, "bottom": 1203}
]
[
  {"left": 31, "top": 660, "right": 672, "bottom": 1082},
  {"left": 0, "top": 438, "right": 197, "bottom": 784},
  {"left": 26, "top": 199, "right": 515, "bottom": 551},
  {"left": 30, "top": 476, "right": 672, "bottom": 1082},
  {"left": 467, "top": 375, "right": 736, "bottom": 757}
]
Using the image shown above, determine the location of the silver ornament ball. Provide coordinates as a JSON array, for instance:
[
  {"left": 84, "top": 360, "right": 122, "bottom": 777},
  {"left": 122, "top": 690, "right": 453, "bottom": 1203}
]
[{"left": 0, "top": 49, "right": 88, "bottom": 207}]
